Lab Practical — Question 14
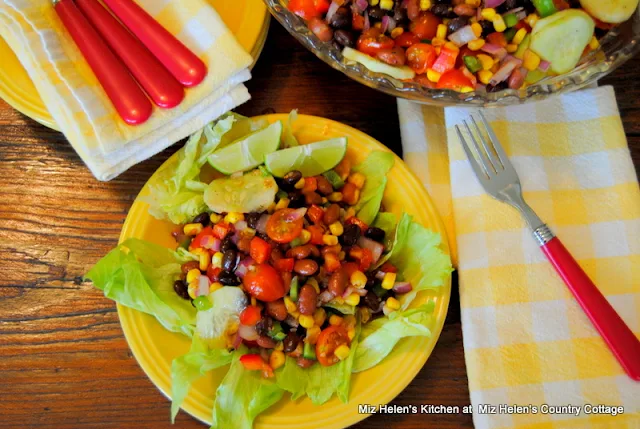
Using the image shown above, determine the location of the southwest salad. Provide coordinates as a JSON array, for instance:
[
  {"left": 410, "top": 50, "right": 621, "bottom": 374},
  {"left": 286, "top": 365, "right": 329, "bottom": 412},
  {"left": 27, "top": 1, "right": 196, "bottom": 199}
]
[
  {"left": 86, "top": 112, "right": 452, "bottom": 428},
  {"left": 289, "top": 0, "right": 638, "bottom": 92}
]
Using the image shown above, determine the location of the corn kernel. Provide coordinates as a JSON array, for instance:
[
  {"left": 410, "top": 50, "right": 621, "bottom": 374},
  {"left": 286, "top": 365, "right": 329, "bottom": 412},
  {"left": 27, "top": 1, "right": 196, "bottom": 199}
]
[
  {"left": 209, "top": 213, "right": 222, "bottom": 224},
  {"left": 347, "top": 172, "right": 366, "bottom": 189},
  {"left": 313, "top": 308, "right": 326, "bottom": 326},
  {"left": 466, "top": 0, "right": 481, "bottom": 6},
  {"left": 477, "top": 54, "right": 493, "bottom": 70},
  {"left": 347, "top": 327, "right": 356, "bottom": 340},
  {"left": 436, "top": 24, "right": 447, "bottom": 40},
  {"left": 427, "top": 68, "right": 442, "bottom": 83},
  {"left": 524, "top": 13, "right": 539, "bottom": 28},
  {"left": 275, "top": 198, "right": 290, "bottom": 210},
  {"left": 589, "top": 36, "right": 600, "bottom": 50},
  {"left": 350, "top": 270, "right": 368, "bottom": 289},
  {"left": 250, "top": 296, "right": 257, "bottom": 307},
  {"left": 523, "top": 49, "right": 540, "bottom": 71},
  {"left": 275, "top": 341, "right": 284, "bottom": 351},
  {"left": 209, "top": 282, "right": 223, "bottom": 294},
  {"left": 291, "top": 310, "right": 301, "bottom": 319},
  {"left": 328, "top": 192, "right": 343, "bottom": 202},
  {"left": 359, "top": 307, "right": 372, "bottom": 324},
  {"left": 481, "top": 8, "right": 496, "bottom": 21},
  {"left": 186, "top": 268, "right": 201, "bottom": 284},
  {"left": 321, "top": 235, "right": 337, "bottom": 246},
  {"left": 329, "top": 222, "right": 344, "bottom": 236},
  {"left": 419, "top": 0, "right": 431, "bottom": 10},
  {"left": 370, "top": 0, "right": 379, "bottom": 5},
  {"left": 321, "top": 197, "right": 328, "bottom": 204},
  {"left": 199, "top": 252, "right": 210, "bottom": 271},
  {"left": 478, "top": 69, "right": 493, "bottom": 84},
  {"left": 329, "top": 314, "right": 344, "bottom": 326},
  {"left": 306, "top": 326, "right": 322, "bottom": 344},
  {"left": 491, "top": 62, "right": 499, "bottom": 73},
  {"left": 467, "top": 39, "right": 485, "bottom": 51},
  {"left": 345, "top": 293, "right": 360, "bottom": 306},
  {"left": 430, "top": 37, "right": 445, "bottom": 48},
  {"left": 224, "top": 212, "right": 244, "bottom": 224},
  {"left": 183, "top": 223, "right": 203, "bottom": 236},
  {"left": 269, "top": 350, "right": 285, "bottom": 370},
  {"left": 188, "top": 282, "right": 197, "bottom": 299},
  {"left": 382, "top": 304, "right": 393, "bottom": 316},
  {"left": 344, "top": 207, "right": 356, "bottom": 220},
  {"left": 379, "top": 0, "right": 393, "bottom": 10},
  {"left": 307, "top": 278, "right": 320, "bottom": 294},
  {"left": 506, "top": 43, "right": 518, "bottom": 53},
  {"left": 513, "top": 28, "right": 527, "bottom": 45},
  {"left": 471, "top": 22, "right": 483, "bottom": 38},
  {"left": 284, "top": 297, "right": 297, "bottom": 313},
  {"left": 460, "top": 86, "right": 474, "bottom": 93},
  {"left": 444, "top": 41, "right": 459, "bottom": 51},
  {"left": 333, "top": 296, "right": 345, "bottom": 305},
  {"left": 299, "top": 314, "right": 315, "bottom": 329},
  {"left": 374, "top": 22, "right": 382, "bottom": 29},
  {"left": 298, "top": 229, "right": 311, "bottom": 245},
  {"left": 386, "top": 297, "right": 401, "bottom": 310},
  {"left": 334, "top": 344, "right": 351, "bottom": 361},
  {"left": 382, "top": 272, "right": 396, "bottom": 290},
  {"left": 294, "top": 177, "right": 305, "bottom": 189},
  {"left": 492, "top": 15, "right": 506, "bottom": 33},
  {"left": 267, "top": 202, "right": 277, "bottom": 214},
  {"left": 390, "top": 27, "right": 404, "bottom": 39},
  {"left": 212, "top": 251, "right": 223, "bottom": 269},
  {"left": 338, "top": 251, "right": 346, "bottom": 260}
]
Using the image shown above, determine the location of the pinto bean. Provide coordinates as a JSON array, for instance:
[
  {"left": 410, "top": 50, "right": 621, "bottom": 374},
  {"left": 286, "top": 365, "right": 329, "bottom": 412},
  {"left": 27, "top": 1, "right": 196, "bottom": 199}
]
[
  {"left": 298, "top": 285, "right": 318, "bottom": 315},
  {"left": 328, "top": 267, "right": 348, "bottom": 296},
  {"left": 294, "top": 259, "right": 319, "bottom": 276},
  {"left": 265, "top": 299, "right": 288, "bottom": 321},
  {"left": 323, "top": 204, "right": 340, "bottom": 225}
]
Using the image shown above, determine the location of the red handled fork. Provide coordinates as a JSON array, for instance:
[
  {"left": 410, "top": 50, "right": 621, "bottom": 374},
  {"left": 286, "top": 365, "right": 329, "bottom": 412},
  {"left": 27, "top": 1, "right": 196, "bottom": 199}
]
[{"left": 456, "top": 112, "right": 640, "bottom": 381}]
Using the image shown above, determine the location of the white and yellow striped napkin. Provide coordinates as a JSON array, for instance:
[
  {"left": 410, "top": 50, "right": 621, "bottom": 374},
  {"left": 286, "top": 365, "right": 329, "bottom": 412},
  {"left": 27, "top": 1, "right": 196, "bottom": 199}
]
[
  {"left": 399, "top": 86, "right": 640, "bottom": 429},
  {"left": 0, "top": 0, "right": 252, "bottom": 181}
]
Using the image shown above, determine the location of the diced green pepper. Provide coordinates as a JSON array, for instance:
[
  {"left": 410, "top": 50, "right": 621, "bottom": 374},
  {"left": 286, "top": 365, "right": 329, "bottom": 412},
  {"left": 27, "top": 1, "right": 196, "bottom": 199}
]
[
  {"left": 303, "top": 342, "right": 317, "bottom": 360},
  {"left": 322, "top": 170, "right": 344, "bottom": 189},
  {"left": 273, "top": 332, "right": 286, "bottom": 341},
  {"left": 532, "top": 0, "right": 557, "bottom": 18},
  {"left": 504, "top": 13, "right": 519, "bottom": 28},
  {"left": 373, "top": 284, "right": 387, "bottom": 298},
  {"left": 504, "top": 27, "right": 518, "bottom": 43},
  {"left": 276, "top": 190, "right": 288, "bottom": 200},
  {"left": 289, "top": 276, "right": 299, "bottom": 302},
  {"left": 463, "top": 56, "right": 482, "bottom": 73},
  {"left": 269, "top": 322, "right": 285, "bottom": 340}
]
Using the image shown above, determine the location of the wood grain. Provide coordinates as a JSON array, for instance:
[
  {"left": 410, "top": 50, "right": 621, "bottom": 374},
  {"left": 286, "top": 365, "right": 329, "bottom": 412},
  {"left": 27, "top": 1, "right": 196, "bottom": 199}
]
[{"left": 0, "top": 22, "right": 638, "bottom": 429}]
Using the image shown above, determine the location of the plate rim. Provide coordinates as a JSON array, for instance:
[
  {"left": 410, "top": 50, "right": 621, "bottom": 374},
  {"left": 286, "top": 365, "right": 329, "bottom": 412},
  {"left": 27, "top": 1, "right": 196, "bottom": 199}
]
[{"left": 116, "top": 113, "right": 452, "bottom": 428}]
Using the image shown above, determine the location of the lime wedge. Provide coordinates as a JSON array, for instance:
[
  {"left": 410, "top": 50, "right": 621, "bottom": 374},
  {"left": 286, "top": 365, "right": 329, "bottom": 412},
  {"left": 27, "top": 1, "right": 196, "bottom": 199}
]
[
  {"left": 207, "top": 120, "right": 282, "bottom": 174},
  {"left": 265, "top": 138, "right": 347, "bottom": 178}
]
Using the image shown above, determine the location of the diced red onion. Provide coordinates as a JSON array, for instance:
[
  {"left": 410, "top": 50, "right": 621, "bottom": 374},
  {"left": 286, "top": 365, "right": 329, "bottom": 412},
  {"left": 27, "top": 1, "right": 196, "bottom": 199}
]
[
  {"left": 481, "top": 43, "right": 506, "bottom": 56},
  {"left": 504, "top": 7, "right": 524, "bottom": 15},
  {"left": 197, "top": 275, "right": 210, "bottom": 296},
  {"left": 286, "top": 207, "right": 307, "bottom": 221},
  {"left": 354, "top": 0, "right": 368, "bottom": 13},
  {"left": 235, "top": 257, "right": 255, "bottom": 279},
  {"left": 502, "top": 55, "right": 523, "bottom": 66},
  {"left": 232, "top": 333, "right": 242, "bottom": 349},
  {"left": 234, "top": 220, "right": 248, "bottom": 232},
  {"left": 355, "top": 288, "right": 368, "bottom": 297},
  {"left": 462, "top": 66, "right": 477, "bottom": 87},
  {"left": 381, "top": 15, "right": 396, "bottom": 33},
  {"left": 357, "top": 237, "right": 384, "bottom": 263},
  {"left": 539, "top": 60, "right": 551, "bottom": 72},
  {"left": 200, "top": 235, "right": 221, "bottom": 251},
  {"left": 326, "top": 1, "right": 340, "bottom": 22},
  {"left": 256, "top": 214, "right": 271, "bottom": 233},
  {"left": 392, "top": 282, "right": 413, "bottom": 294},
  {"left": 508, "top": 67, "right": 527, "bottom": 89},
  {"left": 343, "top": 286, "right": 356, "bottom": 298},
  {"left": 285, "top": 315, "right": 300, "bottom": 328},
  {"left": 515, "top": 10, "right": 527, "bottom": 20},
  {"left": 375, "top": 270, "right": 386, "bottom": 280},
  {"left": 238, "top": 324, "right": 259, "bottom": 341},
  {"left": 231, "top": 231, "right": 240, "bottom": 245},
  {"left": 364, "top": 11, "right": 370, "bottom": 30},
  {"left": 319, "top": 290, "right": 335, "bottom": 303},
  {"left": 448, "top": 25, "right": 478, "bottom": 47},
  {"left": 491, "top": 58, "right": 520, "bottom": 85},
  {"left": 484, "top": 0, "right": 507, "bottom": 7}
]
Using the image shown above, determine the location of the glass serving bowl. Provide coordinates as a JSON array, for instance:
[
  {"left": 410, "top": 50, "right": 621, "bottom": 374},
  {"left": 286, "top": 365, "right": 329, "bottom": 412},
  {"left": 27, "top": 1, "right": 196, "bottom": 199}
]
[{"left": 264, "top": 0, "right": 640, "bottom": 106}]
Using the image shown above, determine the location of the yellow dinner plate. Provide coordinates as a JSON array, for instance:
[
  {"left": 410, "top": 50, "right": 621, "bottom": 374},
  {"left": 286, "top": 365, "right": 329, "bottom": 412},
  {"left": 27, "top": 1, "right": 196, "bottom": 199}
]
[
  {"left": 117, "top": 114, "right": 452, "bottom": 428},
  {"left": 0, "top": 0, "right": 269, "bottom": 131}
]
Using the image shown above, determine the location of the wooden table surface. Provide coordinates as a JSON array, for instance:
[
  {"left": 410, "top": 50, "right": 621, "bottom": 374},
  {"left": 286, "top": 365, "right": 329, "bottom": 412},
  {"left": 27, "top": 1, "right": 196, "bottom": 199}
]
[{"left": 1, "top": 22, "right": 639, "bottom": 429}]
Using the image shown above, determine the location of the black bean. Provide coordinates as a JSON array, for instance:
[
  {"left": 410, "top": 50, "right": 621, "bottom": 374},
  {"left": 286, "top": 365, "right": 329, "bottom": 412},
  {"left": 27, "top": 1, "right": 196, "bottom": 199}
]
[
  {"left": 220, "top": 236, "right": 235, "bottom": 252},
  {"left": 329, "top": 7, "right": 351, "bottom": 29},
  {"left": 173, "top": 280, "right": 190, "bottom": 300},
  {"left": 341, "top": 224, "right": 361, "bottom": 246},
  {"left": 334, "top": 29, "right": 356, "bottom": 48},
  {"left": 480, "top": 20, "right": 495, "bottom": 37},
  {"left": 192, "top": 212, "right": 210, "bottom": 226},
  {"left": 365, "top": 227, "right": 386, "bottom": 242},
  {"left": 222, "top": 249, "right": 238, "bottom": 272},
  {"left": 245, "top": 212, "right": 262, "bottom": 229},
  {"left": 282, "top": 171, "right": 302, "bottom": 190},
  {"left": 448, "top": 16, "right": 469, "bottom": 34},
  {"left": 255, "top": 316, "right": 273, "bottom": 337},
  {"left": 218, "top": 271, "right": 240, "bottom": 286},
  {"left": 393, "top": 4, "right": 407, "bottom": 24},
  {"left": 431, "top": 4, "right": 454, "bottom": 18},
  {"left": 283, "top": 331, "right": 301, "bottom": 353},
  {"left": 368, "top": 5, "right": 386, "bottom": 20},
  {"left": 363, "top": 290, "right": 381, "bottom": 311},
  {"left": 288, "top": 192, "right": 306, "bottom": 208}
]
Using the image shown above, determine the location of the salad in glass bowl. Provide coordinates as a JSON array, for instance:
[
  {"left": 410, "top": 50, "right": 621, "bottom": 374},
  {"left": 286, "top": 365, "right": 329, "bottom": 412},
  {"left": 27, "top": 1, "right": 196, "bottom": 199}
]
[{"left": 86, "top": 112, "right": 452, "bottom": 428}]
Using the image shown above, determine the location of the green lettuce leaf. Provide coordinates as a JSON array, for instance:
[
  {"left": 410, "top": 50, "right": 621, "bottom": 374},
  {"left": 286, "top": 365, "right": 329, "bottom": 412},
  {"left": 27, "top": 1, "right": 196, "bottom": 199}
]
[
  {"left": 145, "top": 115, "right": 237, "bottom": 224},
  {"left": 353, "top": 152, "right": 395, "bottom": 224},
  {"left": 283, "top": 109, "right": 299, "bottom": 148},
  {"left": 276, "top": 322, "right": 361, "bottom": 404},
  {"left": 170, "top": 334, "right": 233, "bottom": 422},
  {"left": 85, "top": 238, "right": 197, "bottom": 337},
  {"left": 352, "top": 304, "right": 434, "bottom": 373},
  {"left": 372, "top": 212, "right": 397, "bottom": 253},
  {"left": 211, "top": 347, "right": 284, "bottom": 429}
]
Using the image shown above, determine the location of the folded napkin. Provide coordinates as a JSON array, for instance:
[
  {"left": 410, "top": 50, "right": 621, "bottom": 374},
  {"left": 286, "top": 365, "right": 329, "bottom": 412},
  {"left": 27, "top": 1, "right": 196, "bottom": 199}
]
[
  {"left": 398, "top": 86, "right": 640, "bottom": 429},
  {"left": 0, "top": 0, "right": 252, "bottom": 181}
]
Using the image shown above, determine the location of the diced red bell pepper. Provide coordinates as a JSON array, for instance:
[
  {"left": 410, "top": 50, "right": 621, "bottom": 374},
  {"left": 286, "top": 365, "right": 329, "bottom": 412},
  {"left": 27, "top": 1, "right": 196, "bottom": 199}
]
[
  {"left": 487, "top": 32, "right": 507, "bottom": 48},
  {"left": 352, "top": 14, "right": 365, "bottom": 31},
  {"left": 324, "top": 252, "right": 341, "bottom": 273},
  {"left": 307, "top": 205, "right": 325, "bottom": 224},
  {"left": 240, "top": 305, "right": 262, "bottom": 326},
  {"left": 282, "top": 271, "right": 292, "bottom": 293},
  {"left": 250, "top": 236, "right": 271, "bottom": 264},
  {"left": 302, "top": 176, "right": 318, "bottom": 194},
  {"left": 287, "top": 0, "right": 329, "bottom": 20},
  {"left": 431, "top": 45, "right": 459, "bottom": 74},
  {"left": 379, "top": 262, "right": 398, "bottom": 273},
  {"left": 359, "top": 248, "right": 374, "bottom": 271},
  {"left": 206, "top": 266, "right": 221, "bottom": 282},
  {"left": 189, "top": 226, "right": 214, "bottom": 250},
  {"left": 307, "top": 225, "right": 325, "bottom": 245},
  {"left": 274, "top": 258, "right": 295, "bottom": 273},
  {"left": 345, "top": 216, "right": 368, "bottom": 233},
  {"left": 213, "top": 222, "right": 233, "bottom": 239},
  {"left": 239, "top": 354, "right": 274, "bottom": 378},
  {"left": 342, "top": 262, "right": 360, "bottom": 278}
]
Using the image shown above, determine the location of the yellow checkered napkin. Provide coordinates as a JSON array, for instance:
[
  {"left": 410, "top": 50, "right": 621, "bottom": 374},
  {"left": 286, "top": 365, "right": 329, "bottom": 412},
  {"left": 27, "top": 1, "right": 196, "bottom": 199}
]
[
  {"left": 398, "top": 86, "right": 640, "bottom": 429},
  {"left": 0, "top": 0, "right": 253, "bottom": 181}
]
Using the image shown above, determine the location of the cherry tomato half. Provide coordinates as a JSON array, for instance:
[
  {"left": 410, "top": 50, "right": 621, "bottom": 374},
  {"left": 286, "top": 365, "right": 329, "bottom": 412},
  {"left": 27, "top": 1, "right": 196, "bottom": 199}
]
[
  {"left": 406, "top": 43, "right": 437, "bottom": 74},
  {"left": 243, "top": 264, "right": 286, "bottom": 302},
  {"left": 287, "top": 0, "right": 328, "bottom": 20},
  {"left": 357, "top": 28, "right": 395, "bottom": 57},
  {"left": 409, "top": 12, "right": 441, "bottom": 40},
  {"left": 240, "top": 305, "right": 262, "bottom": 326},
  {"left": 266, "top": 208, "right": 304, "bottom": 243},
  {"left": 436, "top": 69, "right": 474, "bottom": 91},
  {"left": 394, "top": 31, "right": 421, "bottom": 48},
  {"left": 316, "top": 326, "right": 351, "bottom": 367}
]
